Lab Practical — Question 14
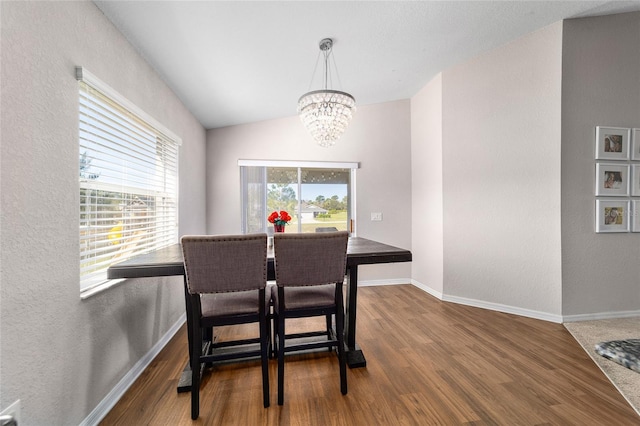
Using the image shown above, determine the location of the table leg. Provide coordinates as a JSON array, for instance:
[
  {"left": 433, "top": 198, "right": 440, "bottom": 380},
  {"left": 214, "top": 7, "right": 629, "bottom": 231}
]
[{"left": 345, "top": 265, "right": 366, "bottom": 368}]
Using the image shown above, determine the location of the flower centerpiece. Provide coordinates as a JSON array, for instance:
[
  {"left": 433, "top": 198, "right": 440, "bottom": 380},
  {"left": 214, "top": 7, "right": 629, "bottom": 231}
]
[{"left": 268, "top": 210, "right": 291, "bottom": 233}]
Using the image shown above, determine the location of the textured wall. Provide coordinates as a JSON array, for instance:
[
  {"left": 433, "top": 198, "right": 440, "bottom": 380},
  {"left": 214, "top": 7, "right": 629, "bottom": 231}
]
[
  {"left": 410, "top": 74, "right": 444, "bottom": 295},
  {"left": 561, "top": 12, "right": 640, "bottom": 316},
  {"left": 441, "top": 22, "right": 564, "bottom": 317},
  {"left": 206, "top": 100, "right": 413, "bottom": 283},
  {"left": 0, "top": 2, "right": 206, "bottom": 424}
]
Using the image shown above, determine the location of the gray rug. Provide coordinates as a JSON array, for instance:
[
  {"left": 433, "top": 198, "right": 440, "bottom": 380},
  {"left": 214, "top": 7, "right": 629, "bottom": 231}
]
[
  {"left": 595, "top": 339, "right": 640, "bottom": 373},
  {"left": 564, "top": 317, "right": 640, "bottom": 416}
]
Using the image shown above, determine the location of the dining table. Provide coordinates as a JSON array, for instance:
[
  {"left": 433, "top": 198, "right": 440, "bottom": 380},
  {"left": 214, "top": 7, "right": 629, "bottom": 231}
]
[{"left": 107, "top": 236, "right": 412, "bottom": 392}]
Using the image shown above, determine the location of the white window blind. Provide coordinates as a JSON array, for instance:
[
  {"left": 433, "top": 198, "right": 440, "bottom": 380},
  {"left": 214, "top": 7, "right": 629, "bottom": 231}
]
[{"left": 77, "top": 67, "right": 180, "bottom": 292}]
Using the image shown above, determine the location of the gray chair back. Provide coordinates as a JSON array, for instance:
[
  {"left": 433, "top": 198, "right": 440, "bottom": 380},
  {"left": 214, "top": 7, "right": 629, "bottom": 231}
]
[
  {"left": 273, "top": 231, "right": 348, "bottom": 287},
  {"left": 181, "top": 234, "right": 267, "bottom": 294}
]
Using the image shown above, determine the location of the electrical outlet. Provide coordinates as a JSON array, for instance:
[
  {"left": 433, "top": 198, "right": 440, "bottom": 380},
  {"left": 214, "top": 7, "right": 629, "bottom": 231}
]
[
  {"left": 0, "top": 399, "right": 20, "bottom": 425},
  {"left": 371, "top": 212, "right": 383, "bottom": 221}
]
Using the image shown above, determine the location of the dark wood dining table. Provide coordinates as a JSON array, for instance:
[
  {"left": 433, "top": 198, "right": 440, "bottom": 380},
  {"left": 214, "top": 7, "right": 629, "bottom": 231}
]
[{"left": 107, "top": 236, "right": 411, "bottom": 391}]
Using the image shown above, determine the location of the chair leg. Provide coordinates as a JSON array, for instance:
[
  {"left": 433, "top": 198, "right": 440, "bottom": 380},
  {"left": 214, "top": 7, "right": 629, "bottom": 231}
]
[
  {"left": 260, "top": 315, "right": 270, "bottom": 408},
  {"left": 277, "top": 310, "right": 286, "bottom": 405},
  {"left": 326, "top": 314, "right": 332, "bottom": 351},
  {"left": 336, "top": 288, "right": 347, "bottom": 395},
  {"left": 191, "top": 321, "right": 202, "bottom": 419}
]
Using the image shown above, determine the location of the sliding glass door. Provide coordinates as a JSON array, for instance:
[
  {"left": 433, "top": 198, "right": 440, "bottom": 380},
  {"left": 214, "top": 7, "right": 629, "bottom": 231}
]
[{"left": 239, "top": 160, "right": 358, "bottom": 234}]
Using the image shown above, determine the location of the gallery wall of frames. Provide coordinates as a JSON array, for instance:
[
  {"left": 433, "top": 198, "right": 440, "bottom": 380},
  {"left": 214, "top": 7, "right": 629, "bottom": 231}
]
[{"left": 594, "top": 126, "right": 640, "bottom": 233}]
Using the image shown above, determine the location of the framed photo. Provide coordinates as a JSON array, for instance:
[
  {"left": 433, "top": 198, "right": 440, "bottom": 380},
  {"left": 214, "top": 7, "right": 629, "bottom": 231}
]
[
  {"left": 596, "top": 199, "right": 630, "bottom": 233},
  {"left": 595, "top": 126, "right": 630, "bottom": 160},
  {"left": 633, "top": 200, "right": 640, "bottom": 233},
  {"left": 595, "top": 163, "right": 629, "bottom": 196},
  {"left": 632, "top": 128, "right": 640, "bottom": 161},
  {"left": 632, "top": 164, "right": 640, "bottom": 196}
]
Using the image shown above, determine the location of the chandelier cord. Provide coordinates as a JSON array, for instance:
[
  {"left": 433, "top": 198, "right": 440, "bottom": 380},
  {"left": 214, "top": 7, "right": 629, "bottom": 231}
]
[
  {"left": 306, "top": 50, "right": 322, "bottom": 92},
  {"left": 329, "top": 50, "right": 344, "bottom": 92},
  {"left": 323, "top": 46, "right": 330, "bottom": 90}
]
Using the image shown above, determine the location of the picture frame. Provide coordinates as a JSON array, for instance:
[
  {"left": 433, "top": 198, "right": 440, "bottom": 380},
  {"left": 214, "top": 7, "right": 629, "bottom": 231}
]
[
  {"left": 632, "top": 128, "right": 640, "bottom": 161},
  {"left": 633, "top": 200, "right": 640, "bottom": 233},
  {"left": 632, "top": 164, "right": 640, "bottom": 196},
  {"left": 596, "top": 199, "right": 630, "bottom": 233},
  {"left": 595, "top": 163, "right": 629, "bottom": 196},
  {"left": 595, "top": 126, "right": 630, "bottom": 160}
]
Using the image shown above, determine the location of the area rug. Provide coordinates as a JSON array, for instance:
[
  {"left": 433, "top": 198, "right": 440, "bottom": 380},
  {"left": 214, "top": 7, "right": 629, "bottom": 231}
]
[
  {"left": 564, "top": 317, "right": 640, "bottom": 416},
  {"left": 595, "top": 339, "right": 640, "bottom": 373}
]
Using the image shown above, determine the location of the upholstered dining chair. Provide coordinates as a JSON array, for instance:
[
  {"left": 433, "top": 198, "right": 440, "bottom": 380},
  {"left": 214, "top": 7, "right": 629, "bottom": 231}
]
[
  {"left": 181, "top": 234, "right": 270, "bottom": 419},
  {"left": 272, "top": 231, "right": 349, "bottom": 405}
]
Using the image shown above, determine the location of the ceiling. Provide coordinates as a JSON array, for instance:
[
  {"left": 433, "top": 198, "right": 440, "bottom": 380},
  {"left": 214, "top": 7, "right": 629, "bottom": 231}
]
[{"left": 94, "top": 1, "right": 640, "bottom": 130}]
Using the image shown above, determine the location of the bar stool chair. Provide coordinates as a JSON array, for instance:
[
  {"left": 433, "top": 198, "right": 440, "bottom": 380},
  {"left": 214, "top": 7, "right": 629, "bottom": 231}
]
[
  {"left": 272, "top": 231, "right": 349, "bottom": 405},
  {"left": 181, "top": 234, "right": 270, "bottom": 419}
]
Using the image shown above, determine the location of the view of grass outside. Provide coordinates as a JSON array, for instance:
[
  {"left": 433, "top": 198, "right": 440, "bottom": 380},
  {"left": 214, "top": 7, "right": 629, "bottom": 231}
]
[
  {"left": 267, "top": 177, "right": 349, "bottom": 232},
  {"left": 293, "top": 211, "right": 348, "bottom": 232},
  {"left": 242, "top": 165, "right": 353, "bottom": 234}
]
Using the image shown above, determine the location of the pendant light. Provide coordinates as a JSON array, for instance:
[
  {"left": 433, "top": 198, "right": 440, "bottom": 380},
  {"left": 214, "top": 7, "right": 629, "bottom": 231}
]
[{"left": 297, "top": 38, "right": 356, "bottom": 147}]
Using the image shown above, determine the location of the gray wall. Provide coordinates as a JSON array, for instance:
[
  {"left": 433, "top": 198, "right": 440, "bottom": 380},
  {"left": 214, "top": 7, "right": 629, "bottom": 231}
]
[
  {"left": 206, "top": 101, "right": 413, "bottom": 283},
  {"left": 0, "top": 2, "right": 206, "bottom": 424},
  {"left": 410, "top": 13, "right": 640, "bottom": 321},
  {"left": 440, "top": 22, "right": 564, "bottom": 319},
  {"left": 561, "top": 12, "right": 640, "bottom": 317}
]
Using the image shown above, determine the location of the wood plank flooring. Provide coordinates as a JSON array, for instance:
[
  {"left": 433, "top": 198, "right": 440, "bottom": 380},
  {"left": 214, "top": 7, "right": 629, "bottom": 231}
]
[{"left": 100, "top": 284, "right": 639, "bottom": 425}]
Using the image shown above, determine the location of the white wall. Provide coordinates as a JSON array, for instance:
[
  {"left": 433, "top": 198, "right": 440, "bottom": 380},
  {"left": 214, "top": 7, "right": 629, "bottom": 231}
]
[
  {"left": 206, "top": 100, "right": 413, "bottom": 283},
  {"left": 0, "top": 2, "right": 206, "bottom": 424},
  {"left": 560, "top": 12, "right": 640, "bottom": 317},
  {"left": 440, "top": 22, "right": 564, "bottom": 319},
  {"left": 411, "top": 74, "right": 444, "bottom": 296}
]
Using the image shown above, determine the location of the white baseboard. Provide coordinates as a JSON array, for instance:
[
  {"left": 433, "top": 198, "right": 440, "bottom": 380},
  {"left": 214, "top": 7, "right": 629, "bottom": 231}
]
[
  {"left": 80, "top": 313, "right": 186, "bottom": 426},
  {"left": 410, "top": 279, "right": 443, "bottom": 299},
  {"left": 358, "top": 278, "right": 411, "bottom": 287},
  {"left": 409, "top": 280, "right": 563, "bottom": 323},
  {"left": 408, "top": 280, "right": 640, "bottom": 324},
  {"left": 442, "top": 294, "right": 563, "bottom": 323},
  {"left": 562, "top": 310, "right": 640, "bottom": 323}
]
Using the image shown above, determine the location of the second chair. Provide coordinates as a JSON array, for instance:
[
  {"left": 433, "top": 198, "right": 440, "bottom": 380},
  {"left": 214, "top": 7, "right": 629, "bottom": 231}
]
[
  {"left": 181, "top": 234, "right": 271, "bottom": 419},
  {"left": 272, "top": 231, "right": 349, "bottom": 405}
]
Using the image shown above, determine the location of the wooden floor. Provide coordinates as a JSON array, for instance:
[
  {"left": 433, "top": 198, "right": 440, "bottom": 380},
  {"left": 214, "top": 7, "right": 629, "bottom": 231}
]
[{"left": 100, "top": 285, "right": 639, "bottom": 425}]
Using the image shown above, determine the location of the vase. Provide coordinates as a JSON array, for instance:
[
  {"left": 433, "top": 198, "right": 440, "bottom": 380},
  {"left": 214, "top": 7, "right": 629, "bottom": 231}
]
[{"left": 274, "top": 224, "right": 285, "bottom": 233}]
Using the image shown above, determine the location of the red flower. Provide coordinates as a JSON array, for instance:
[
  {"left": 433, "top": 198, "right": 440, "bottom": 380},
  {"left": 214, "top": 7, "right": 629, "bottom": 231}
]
[{"left": 268, "top": 210, "right": 291, "bottom": 226}]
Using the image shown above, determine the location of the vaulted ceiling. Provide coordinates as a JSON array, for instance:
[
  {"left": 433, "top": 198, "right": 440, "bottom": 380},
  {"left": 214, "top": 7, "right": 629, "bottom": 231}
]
[{"left": 95, "top": 1, "right": 640, "bottom": 129}]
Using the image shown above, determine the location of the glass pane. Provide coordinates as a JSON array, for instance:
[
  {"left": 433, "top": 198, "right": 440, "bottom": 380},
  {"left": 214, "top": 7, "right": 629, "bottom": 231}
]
[
  {"left": 79, "top": 79, "right": 179, "bottom": 291},
  {"left": 300, "top": 168, "right": 350, "bottom": 233},
  {"left": 242, "top": 166, "right": 267, "bottom": 233},
  {"left": 266, "top": 168, "right": 298, "bottom": 231},
  {"left": 80, "top": 187, "right": 174, "bottom": 287}
]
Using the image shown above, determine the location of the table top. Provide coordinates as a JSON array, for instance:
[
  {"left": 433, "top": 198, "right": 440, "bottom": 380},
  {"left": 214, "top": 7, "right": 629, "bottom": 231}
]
[{"left": 107, "top": 236, "right": 412, "bottom": 279}]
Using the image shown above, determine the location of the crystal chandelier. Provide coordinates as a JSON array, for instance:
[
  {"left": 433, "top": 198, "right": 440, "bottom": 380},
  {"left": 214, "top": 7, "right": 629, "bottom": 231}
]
[{"left": 298, "top": 38, "right": 356, "bottom": 147}]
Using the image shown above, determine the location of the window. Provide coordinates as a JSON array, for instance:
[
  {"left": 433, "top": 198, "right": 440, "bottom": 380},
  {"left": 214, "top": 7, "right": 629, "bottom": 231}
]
[
  {"left": 77, "top": 67, "right": 180, "bottom": 292},
  {"left": 239, "top": 160, "right": 358, "bottom": 234}
]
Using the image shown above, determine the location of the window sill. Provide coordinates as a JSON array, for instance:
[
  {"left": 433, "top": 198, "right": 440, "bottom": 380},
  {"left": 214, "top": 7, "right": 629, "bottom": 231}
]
[{"left": 80, "top": 278, "right": 127, "bottom": 300}]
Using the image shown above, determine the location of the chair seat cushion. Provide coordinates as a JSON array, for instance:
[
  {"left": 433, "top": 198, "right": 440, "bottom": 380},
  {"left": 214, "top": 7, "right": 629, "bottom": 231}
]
[
  {"left": 272, "top": 283, "right": 335, "bottom": 311},
  {"left": 201, "top": 288, "right": 271, "bottom": 318}
]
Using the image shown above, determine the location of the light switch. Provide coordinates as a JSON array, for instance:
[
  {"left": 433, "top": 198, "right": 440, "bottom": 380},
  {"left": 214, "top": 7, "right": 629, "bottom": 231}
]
[{"left": 371, "top": 212, "right": 383, "bottom": 221}]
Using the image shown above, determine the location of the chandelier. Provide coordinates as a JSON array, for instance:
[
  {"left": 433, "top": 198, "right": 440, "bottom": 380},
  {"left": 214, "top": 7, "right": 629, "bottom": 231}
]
[{"left": 297, "top": 38, "right": 356, "bottom": 147}]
